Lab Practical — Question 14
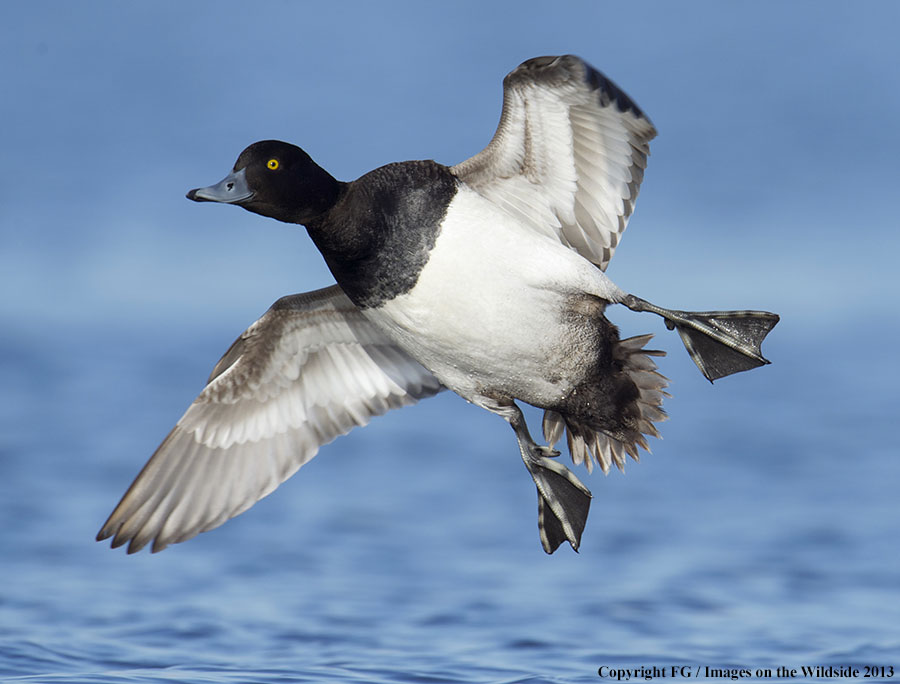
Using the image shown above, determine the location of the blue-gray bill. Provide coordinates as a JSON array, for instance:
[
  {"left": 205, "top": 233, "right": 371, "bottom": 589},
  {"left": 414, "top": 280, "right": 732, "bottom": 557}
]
[{"left": 186, "top": 167, "right": 253, "bottom": 204}]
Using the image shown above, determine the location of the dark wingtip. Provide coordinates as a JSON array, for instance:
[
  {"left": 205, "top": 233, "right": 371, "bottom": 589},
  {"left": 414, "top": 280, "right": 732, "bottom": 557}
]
[
  {"left": 509, "top": 55, "right": 654, "bottom": 130},
  {"left": 581, "top": 60, "right": 650, "bottom": 121}
]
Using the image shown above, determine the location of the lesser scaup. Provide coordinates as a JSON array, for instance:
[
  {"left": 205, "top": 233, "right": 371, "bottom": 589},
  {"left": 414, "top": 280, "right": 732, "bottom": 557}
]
[{"left": 98, "top": 55, "right": 778, "bottom": 554}]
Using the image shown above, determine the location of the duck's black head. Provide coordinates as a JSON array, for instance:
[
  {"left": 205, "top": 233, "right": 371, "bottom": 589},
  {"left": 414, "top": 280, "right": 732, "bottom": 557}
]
[{"left": 187, "top": 140, "right": 343, "bottom": 225}]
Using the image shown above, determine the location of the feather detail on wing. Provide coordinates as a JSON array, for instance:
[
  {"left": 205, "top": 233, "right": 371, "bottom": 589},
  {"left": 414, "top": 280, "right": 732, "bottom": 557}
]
[
  {"left": 451, "top": 55, "right": 656, "bottom": 271},
  {"left": 97, "top": 285, "right": 443, "bottom": 553}
]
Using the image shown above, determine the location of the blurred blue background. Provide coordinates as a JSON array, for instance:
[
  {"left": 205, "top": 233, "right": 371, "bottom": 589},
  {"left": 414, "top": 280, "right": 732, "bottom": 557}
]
[{"left": 1, "top": 2, "right": 898, "bottom": 682}]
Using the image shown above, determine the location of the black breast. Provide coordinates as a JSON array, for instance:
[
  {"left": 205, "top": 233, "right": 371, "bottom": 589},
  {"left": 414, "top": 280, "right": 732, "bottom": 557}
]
[{"left": 305, "top": 160, "right": 458, "bottom": 309}]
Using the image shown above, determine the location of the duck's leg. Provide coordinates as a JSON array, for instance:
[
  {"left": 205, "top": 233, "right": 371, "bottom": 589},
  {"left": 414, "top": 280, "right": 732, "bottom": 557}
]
[
  {"left": 622, "top": 294, "right": 779, "bottom": 382},
  {"left": 482, "top": 399, "right": 592, "bottom": 553}
]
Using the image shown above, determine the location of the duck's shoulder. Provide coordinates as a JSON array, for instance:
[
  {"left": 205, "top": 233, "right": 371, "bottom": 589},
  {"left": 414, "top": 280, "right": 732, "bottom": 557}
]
[
  {"left": 350, "top": 159, "right": 458, "bottom": 211},
  {"left": 308, "top": 160, "right": 461, "bottom": 310},
  {"left": 320, "top": 159, "right": 459, "bottom": 233}
]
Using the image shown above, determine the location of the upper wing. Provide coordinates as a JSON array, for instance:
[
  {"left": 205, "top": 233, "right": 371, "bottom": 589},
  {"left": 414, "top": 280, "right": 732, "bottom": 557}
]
[
  {"left": 97, "top": 285, "right": 443, "bottom": 553},
  {"left": 452, "top": 55, "right": 656, "bottom": 271}
]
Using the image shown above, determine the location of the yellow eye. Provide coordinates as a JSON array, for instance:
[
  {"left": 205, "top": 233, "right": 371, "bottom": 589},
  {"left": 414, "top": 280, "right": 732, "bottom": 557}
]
[{"left": 267, "top": 158, "right": 280, "bottom": 170}]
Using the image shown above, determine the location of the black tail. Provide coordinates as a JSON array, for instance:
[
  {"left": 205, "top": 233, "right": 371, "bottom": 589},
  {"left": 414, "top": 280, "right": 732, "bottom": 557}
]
[{"left": 542, "top": 334, "right": 669, "bottom": 475}]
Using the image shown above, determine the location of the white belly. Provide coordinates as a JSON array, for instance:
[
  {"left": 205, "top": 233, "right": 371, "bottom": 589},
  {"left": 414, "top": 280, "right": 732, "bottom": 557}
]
[{"left": 363, "top": 187, "right": 625, "bottom": 405}]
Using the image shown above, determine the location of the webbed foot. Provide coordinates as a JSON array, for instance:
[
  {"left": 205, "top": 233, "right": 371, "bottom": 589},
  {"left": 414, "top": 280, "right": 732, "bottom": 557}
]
[
  {"left": 623, "top": 295, "right": 779, "bottom": 382},
  {"left": 522, "top": 445, "right": 592, "bottom": 553},
  {"left": 479, "top": 399, "right": 594, "bottom": 553}
]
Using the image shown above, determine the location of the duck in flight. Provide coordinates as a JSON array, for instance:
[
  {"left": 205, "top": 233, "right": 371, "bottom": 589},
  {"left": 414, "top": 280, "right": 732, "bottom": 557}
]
[{"left": 97, "top": 55, "right": 778, "bottom": 555}]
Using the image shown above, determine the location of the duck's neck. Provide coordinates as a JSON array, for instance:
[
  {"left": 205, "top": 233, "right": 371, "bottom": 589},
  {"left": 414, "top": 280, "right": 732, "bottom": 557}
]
[
  {"left": 290, "top": 173, "right": 347, "bottom": 226},
  {"left": 303, "top": 191, "right": 378, "bottom": 288}
]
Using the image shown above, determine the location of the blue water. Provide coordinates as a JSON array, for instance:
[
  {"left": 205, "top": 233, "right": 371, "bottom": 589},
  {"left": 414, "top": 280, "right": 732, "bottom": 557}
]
[{"left": 2, "top": 312, "right": 898, "bottom": 683}]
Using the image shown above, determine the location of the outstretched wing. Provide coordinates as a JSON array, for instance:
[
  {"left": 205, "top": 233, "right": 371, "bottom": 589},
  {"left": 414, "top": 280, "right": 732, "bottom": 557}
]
[
  {"left": 452, "top": 54, "right": 656, "bottom": 271},
  {"left": 97, "top": 285, "right": 443, "bottom": 553}
]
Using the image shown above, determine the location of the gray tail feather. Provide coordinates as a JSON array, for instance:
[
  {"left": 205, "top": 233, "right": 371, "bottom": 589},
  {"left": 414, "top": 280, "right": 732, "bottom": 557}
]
[{"left": 542, "top": 334, "right": 669, "bottom": 475}]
